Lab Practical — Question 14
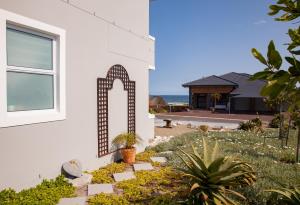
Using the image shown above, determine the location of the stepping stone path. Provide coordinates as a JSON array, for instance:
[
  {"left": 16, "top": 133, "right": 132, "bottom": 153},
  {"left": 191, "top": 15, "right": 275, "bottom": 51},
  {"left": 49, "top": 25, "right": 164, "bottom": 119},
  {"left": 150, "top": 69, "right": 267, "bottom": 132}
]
[
  {"left": 113, "top": 171, "right": 136, "bottom": 182},
  {"left": 133, "top": 163, "right": 154, "bottom": 171},
  {"left": 150, "top": 157, "right": 167, "bottom": 164},
  {"left": 62, "top": 157, "right": 168, "bottom": 204},
  {"left": 58, "top": 197, "right": 87, "bottom": 205},
  {"left": 88, "top": 184, "right": 114, "bottom": 196}
]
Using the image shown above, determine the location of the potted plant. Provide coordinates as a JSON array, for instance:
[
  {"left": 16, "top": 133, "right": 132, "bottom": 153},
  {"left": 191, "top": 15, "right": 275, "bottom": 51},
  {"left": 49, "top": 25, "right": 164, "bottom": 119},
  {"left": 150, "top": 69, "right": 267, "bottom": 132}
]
[{"left": 112, "top": 132, "right": 142, "bottom": 164}]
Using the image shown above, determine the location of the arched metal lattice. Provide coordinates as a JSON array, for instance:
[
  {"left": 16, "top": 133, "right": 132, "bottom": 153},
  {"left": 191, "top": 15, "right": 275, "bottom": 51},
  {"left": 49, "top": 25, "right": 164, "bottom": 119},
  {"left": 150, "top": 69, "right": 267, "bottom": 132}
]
[{"left": 97, "top": 65, "right": 136, "bottom": 157}]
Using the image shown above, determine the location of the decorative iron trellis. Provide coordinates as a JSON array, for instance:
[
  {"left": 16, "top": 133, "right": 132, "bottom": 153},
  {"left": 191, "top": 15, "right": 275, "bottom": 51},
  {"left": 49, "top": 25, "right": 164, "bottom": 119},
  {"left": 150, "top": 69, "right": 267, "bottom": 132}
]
[{"left": 97, "top": 65, "right": 136, "bottom": 157}]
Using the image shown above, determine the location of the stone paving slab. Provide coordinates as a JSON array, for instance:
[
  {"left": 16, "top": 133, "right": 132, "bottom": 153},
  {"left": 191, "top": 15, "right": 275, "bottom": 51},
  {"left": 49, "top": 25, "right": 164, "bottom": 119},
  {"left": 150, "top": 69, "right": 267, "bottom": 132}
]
[
  {"left": 150, "top": 157, "right": 167, "bottom": 163},
  {"left": 133, "top": 163, "right": 154, "bottom": 171},
  {"left": 68, "top": 173, "right": 92, "bottom": 188},
  {"left": 58, "top": 197, "right": 87, "bottom": 205},
  {"left": 88, "top": 184, "right": 114, "bottom": 196},
  {"left": 113, "top": 171, "right": 136, "bottom": 182}
]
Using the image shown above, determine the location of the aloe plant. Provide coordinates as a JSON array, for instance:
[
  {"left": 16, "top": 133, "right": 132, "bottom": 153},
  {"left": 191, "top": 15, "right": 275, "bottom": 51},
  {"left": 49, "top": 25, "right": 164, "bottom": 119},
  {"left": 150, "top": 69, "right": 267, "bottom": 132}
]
[
  {"left": 178, "top": 138, "right": 256, "bottom": 205},
  {"left": 266, "top": 186, "right": 300, "bottom": 205},
  {"left": 112, "top": 133, "right": 142, "bottom": 149}
]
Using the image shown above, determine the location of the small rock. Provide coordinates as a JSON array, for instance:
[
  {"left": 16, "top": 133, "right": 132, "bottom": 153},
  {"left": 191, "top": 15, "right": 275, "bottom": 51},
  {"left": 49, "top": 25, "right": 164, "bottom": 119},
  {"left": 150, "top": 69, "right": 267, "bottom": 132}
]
[
  {"left": 62, "top": 159, "right": 82, "bottom": 178},
  {"left": 68, "top": 173, "right": 92, "bottom": 187}
]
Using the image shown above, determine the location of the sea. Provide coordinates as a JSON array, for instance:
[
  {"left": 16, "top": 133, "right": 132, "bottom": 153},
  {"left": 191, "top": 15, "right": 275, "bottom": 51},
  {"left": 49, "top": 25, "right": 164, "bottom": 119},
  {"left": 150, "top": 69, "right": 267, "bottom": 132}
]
[{"left": 153, "top": 95, "right": 189, "bottom": 104}]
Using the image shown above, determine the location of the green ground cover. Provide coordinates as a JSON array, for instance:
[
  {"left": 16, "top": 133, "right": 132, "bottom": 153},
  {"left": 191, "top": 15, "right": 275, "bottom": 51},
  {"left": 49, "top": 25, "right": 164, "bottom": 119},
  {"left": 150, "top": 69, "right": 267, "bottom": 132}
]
[
  {"left": 150, "top": 129, "right": 300, "bottom": 204},
  {"left": 0, "top": 176, "right": 75, "bottom": 205}
]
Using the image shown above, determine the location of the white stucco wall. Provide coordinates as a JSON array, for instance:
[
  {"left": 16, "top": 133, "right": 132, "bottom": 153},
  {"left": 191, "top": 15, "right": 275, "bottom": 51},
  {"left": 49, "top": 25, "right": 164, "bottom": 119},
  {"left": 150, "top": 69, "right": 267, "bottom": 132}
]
[{"left": 0, "top": 0, "right": 154, "bottom": 191}]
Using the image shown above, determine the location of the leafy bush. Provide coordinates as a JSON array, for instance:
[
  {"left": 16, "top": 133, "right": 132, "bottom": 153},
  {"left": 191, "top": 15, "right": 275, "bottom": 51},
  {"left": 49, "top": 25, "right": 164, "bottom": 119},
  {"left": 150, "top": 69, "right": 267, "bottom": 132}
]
[
  {"left": 239, "top": 121, "right": 256, "bottom": 131},
  {"left": 149, "top": 107, "right": 168, "bottom": 114},
  {"left": 88, "top": 193, "right": 130, "bottom": 205},
  {"left": 251, "top": 117, "right": 262, "bottom": 127},
  {"left": 91, "top": 162, "right": 126, "bottom": 184},
  {"left": 149, "top": 108, "right": 157, "bottom": 114},
  {"left": 199, "top": 125, "right": 209, "bottom": 133},
  {"left": 178, "top": 138, "right": 256, "bottom": 205},
  {"left": 269, "top": 114, "right": 282, "bottom": 128},
  {"left": 0, "top": 175, "right": 75, "bottom": 205},
  {"left": 239, "top": 118, "right": 262, "bottom": 132}
]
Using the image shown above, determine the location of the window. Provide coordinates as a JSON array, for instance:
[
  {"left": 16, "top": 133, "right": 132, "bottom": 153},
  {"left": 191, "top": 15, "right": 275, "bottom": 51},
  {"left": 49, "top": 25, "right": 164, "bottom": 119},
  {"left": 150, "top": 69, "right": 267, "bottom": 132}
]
[{"left": 0, "top": 9, "right": 66, "bottom": 127}]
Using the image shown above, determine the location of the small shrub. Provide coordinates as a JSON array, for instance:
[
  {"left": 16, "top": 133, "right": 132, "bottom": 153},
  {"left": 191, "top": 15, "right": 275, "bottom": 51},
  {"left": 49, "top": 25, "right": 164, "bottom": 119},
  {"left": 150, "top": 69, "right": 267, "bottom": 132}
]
[
  {"left": 239, "top": 118, "right": 263, "bottom": 132},
  {"left": 150, "top": 107, "right": 168, "bottom": 113},
  {"left": 269, "top": 114, "right": 282, "bottom": 128},
  {"left": 0, "top": 176, "right": 75, "bottom": 205},
  {"left": 91, "top": 162, "right": 126, "bottom": 184},
  {"left": 149, "top": 108, "right": 157, "bottom": 114},
  {"left": 88, "top": 193, "right": 130, "bottom": 205},
  {"left": 239, "top": 120, "right": 256, "bottom": 131},
  {"left": 199, "top": 125, "right": 209, "bottom": 133},
  {"left": 251, "top": 117, "right": 262, "bottom": 127}
]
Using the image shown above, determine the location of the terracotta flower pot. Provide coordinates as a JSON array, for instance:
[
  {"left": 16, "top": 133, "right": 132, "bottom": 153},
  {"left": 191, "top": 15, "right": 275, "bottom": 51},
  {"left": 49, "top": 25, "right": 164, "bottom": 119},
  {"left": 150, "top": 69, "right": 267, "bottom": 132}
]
[{"left": 121, "top": 147, "right": 136, "bottom": 164}]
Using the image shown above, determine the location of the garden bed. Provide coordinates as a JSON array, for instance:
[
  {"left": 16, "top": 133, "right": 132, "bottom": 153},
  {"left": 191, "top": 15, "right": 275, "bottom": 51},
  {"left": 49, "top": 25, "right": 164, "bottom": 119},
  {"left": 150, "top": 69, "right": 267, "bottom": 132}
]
[
  {"left": 1, "top": 129, "right": 299, "bottom": 204},
  {"left": 150, "top": 129, "right": 300, "bottom": 204}
]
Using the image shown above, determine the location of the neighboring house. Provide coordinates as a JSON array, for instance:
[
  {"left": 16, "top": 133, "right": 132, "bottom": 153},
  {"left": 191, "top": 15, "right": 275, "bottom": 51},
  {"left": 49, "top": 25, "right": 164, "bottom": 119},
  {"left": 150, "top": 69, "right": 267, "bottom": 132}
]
[
  {"left": 0, "top": 0, "right": 155, "bottom": 190},
  {"left": 182, "top": 72, "right": 271, "bottom": 113}
]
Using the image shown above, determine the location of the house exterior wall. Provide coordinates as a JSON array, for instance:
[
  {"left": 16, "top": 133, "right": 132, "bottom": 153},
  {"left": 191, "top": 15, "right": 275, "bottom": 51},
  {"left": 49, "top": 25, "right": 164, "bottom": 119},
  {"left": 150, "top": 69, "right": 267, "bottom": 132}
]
[
  {"left": 232, "top": 98, "right": 270, "bottom": 113},
  {"left": 232, "top": 98, "right": 250, "bottom": 111},
  {"left": 0, "top": 0, "right": 154, "bottom": 191}
]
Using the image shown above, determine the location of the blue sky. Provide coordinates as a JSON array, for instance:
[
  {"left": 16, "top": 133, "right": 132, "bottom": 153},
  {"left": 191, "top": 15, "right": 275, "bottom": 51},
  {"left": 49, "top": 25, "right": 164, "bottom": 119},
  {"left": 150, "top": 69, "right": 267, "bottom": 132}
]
[{"left": 149, "top": 0, "right": 293, "bottom": 95}]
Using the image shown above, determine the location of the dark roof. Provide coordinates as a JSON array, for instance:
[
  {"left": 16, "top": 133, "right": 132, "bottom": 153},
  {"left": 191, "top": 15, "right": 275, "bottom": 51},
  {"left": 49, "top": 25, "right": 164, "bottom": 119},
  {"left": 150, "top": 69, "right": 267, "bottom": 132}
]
[
  {"left": 182, "top": 75, "right": 237, "bottom": 87},
  {"left": 183, "top": 72, "right": 266, "bottom": 98},
  {"left": 220, "top": 72, "right": 266, "bottom": 98}
]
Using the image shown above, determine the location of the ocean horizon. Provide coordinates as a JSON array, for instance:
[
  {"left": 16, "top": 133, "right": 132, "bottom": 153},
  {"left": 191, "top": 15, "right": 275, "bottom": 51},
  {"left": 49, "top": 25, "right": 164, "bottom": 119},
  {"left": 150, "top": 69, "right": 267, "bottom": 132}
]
[{"left": 150, "top": 95, "right": 189, "bottom": 104}]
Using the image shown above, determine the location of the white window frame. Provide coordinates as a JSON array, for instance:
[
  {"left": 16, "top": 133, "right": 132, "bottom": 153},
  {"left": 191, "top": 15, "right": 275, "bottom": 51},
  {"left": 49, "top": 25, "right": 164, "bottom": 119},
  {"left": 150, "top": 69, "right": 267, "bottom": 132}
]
[{"left": 0, "top": 9, "right": 66, "bottom": 127}]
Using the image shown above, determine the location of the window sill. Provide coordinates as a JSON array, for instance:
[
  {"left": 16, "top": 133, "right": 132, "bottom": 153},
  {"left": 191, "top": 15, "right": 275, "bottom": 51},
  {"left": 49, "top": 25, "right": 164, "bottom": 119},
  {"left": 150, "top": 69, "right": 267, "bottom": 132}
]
[{"left": 0, "top": 109, "right": 66, "bottom": 127}]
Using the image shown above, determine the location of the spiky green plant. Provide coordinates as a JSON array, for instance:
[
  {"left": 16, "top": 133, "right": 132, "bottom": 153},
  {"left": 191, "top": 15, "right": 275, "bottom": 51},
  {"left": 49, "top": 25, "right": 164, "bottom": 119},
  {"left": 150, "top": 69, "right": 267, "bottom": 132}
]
[
  {"left": 178, "top": 138, "right": 256, "bottom": 205},
  {"left": 266, "top": 186, "right": 300, "bottom": 205},
  {"left": 112, "top": 133, "right": 142, "bottom": 149}
]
